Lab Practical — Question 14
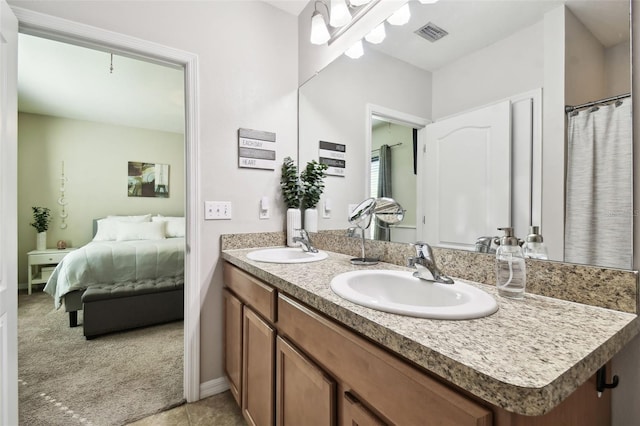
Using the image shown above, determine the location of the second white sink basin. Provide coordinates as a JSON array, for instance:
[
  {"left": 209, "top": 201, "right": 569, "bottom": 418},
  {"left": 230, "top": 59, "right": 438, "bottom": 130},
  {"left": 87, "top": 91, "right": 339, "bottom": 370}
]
[
  {"left": 247, "top": 247, "right": 328, "bottom": 264},
  {"left": 330, "top": 270, "right": 498, "bottom": 320}
]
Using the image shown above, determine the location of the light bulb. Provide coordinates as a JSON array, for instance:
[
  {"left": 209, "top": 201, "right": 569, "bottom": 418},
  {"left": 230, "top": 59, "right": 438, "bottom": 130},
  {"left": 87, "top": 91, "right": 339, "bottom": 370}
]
[
  {"left": 387, "top": 3, "right": 411, "bottom": 26},
  {"left": 310, "top": 11, "right": 330, "bottom": 45},
  {"left": 350, "top": 0, "right": 372, "bottom": 5},
  {"left": 365, "top": 22, "right": 386, "bottom": 44},
  {"left": 344, "top": 39, "right": 364, "bottom": 59},
  {"left": 330, "top": 0, "right": 352, "bottom": 27}
]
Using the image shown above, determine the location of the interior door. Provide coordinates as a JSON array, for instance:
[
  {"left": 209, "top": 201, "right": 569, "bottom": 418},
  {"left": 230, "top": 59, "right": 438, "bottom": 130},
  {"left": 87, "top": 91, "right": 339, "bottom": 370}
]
[
  {"left": 0, "top": 1, "right": 19, "bottom": 424},
  {"left": 422, "top": 101, "right": 511, "bottom": 250}
]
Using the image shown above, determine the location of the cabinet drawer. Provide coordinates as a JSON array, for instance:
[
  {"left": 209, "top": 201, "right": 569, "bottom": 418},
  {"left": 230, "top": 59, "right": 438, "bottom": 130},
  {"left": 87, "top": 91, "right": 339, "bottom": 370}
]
[
  {"left": 277, "top": 294, "right": 492, "bottom": 426},
  {"left": 224, "top": 263, "right": 276, "bottom": 322},
  {"left": 29, "top": 252, "right": 68, "bottom": 264}
]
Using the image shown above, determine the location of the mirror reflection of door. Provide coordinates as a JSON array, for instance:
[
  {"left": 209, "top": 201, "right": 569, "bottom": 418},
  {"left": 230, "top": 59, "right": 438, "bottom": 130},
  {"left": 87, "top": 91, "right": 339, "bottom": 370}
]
[{"left": 370, "top": 117, "right": 417, "bottom": 243}]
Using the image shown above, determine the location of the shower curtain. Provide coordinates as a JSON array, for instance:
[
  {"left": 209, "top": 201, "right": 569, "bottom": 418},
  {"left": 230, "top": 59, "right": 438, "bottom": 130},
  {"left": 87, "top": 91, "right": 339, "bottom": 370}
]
[
  {"left": 375, "top": 144, "right": 392, "bottom": 241},
  {"left": 564, "top": 99, "right": 632, "bottom": 269}
]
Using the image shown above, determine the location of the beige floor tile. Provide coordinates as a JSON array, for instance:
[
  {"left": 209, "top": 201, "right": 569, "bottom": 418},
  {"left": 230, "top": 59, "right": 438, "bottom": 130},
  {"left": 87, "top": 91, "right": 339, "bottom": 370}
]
[{"left": 128, "top": 391, "right": 245, "bottom": 426}]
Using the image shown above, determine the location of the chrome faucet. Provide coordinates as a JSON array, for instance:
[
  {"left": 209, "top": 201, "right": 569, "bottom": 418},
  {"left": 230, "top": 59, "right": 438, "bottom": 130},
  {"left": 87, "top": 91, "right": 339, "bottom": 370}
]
[
  {"left": 474, "top": 236, "right": 496, "bottom": 253},
  {"left": 293, "top": 229, "right": 318, "bottom": 253},
  {"left": 407, "top": 242, "right": 454, "bottom": 284}
]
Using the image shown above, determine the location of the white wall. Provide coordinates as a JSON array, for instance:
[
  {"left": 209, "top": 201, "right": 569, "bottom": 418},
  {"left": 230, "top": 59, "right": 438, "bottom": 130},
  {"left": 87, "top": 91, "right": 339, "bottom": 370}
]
[
  {"left": 9, "top": 0, "right": 298, "bottom": 385},
  {"left": 605, "top": 40, "right": 631, "bottom": 96},
  {"left": 17, "top": 112, "right": 185, "bottom": 283},
  {"left": 431, "top": 20, "right": 544, "bottom": 120},
  {"left": 299, "top": 49, "right": 431, "bottom": 231}
]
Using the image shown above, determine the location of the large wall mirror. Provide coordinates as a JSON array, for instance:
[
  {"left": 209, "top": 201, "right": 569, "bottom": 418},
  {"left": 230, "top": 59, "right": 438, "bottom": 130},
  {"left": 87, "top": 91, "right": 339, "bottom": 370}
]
[{"left": 298, "top": 0, "right": 632, "bottom": 268}]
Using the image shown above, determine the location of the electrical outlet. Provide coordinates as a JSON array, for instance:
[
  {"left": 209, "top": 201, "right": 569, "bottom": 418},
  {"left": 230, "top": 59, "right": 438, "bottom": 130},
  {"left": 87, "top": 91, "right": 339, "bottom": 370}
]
[{"left": 205, "top": 201, "right": 232, "bottom": 220}]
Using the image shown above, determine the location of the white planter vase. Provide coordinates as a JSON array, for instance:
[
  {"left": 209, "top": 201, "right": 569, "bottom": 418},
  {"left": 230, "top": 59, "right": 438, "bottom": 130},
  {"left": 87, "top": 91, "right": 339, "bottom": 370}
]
[
  {"left": 286, "top": 208, "right": 301, "bottom": 247},
  {"left": 36, "top": 232, "right": 47, "bottom": 251},
  {"left": 304, "top": 208, "right": 318, "bottom": 233}
]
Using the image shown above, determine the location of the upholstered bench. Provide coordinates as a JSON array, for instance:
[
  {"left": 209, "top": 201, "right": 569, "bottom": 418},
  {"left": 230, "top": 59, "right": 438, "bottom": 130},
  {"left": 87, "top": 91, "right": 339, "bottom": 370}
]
[{"left": 81, "top": 275, "right": 184, "bottom": 339}]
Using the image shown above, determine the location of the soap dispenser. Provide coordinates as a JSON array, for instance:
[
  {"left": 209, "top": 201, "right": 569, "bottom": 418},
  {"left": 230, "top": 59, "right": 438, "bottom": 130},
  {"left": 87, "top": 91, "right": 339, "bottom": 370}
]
[
  {"left": 495, "top": 227, "right": 526, "bottom": 299},
  {"left": 523, "top": 226, "right": 548, "bottom": 260}
]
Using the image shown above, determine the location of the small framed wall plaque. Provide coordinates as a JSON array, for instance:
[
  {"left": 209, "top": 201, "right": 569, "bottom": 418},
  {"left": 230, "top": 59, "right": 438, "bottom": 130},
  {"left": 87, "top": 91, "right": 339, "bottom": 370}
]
[
  {"left": 238, "top": 128, "right": 276, "bottom": 170},
  {"left": 319, "top": 141, "right": 346, "bottom": 177}
]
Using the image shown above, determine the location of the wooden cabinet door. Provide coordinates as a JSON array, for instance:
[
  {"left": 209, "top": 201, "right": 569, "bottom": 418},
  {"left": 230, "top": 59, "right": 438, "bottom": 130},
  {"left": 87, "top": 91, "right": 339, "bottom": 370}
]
[
  {"left": 243, "top": 307, "right": 276, "bottom": 426},
  {"left": 223, "top": 289, "right": 243, "bottom": 405},
  {"left": 342, "top": 391, "right": 387, "bottom": 426},
  {"left": 276, "top": 336, "right": 336, "bottom": 426}
]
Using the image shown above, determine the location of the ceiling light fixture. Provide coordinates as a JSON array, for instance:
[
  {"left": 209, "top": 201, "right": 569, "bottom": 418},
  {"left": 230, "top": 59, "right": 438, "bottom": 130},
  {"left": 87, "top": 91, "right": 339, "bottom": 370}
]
[
  {"left": 330, "top": 0, "right": 352, "bottom": 28},
  {"left": 344, "top": 39, "right": 364, "bottom": 59},
  {"left": 387, "top": 3, "right": 411, "bottom": 26},
  {"left": 310, "top": 1, "right": 331, "bottom": 45},
  {"left": 418, "top": 0, "right": 440, "bottom": 4},
  {"left": 350, "top": 0, "right": 372, "bottom": 6},
  {"left": 365, "top": 22, "right": 386, "bottom": 44}
]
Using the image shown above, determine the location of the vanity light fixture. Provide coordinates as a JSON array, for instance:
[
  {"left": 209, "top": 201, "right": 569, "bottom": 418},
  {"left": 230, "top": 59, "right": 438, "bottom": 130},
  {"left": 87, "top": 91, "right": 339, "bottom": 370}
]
[
  {"left": 387, "top": 3, "right": 411, "bottom": 26},
  {"left": 365, "top": 22, "right": 386, "bottom": 44},
  {"left": 344, "top": 39, "right": 364, "bottom": 59},
  {"left": 330, "top": 0, "right": 352, "bottom": 28},
  {"left": 310, "top": 1, "right": 331, "bottom": 45}
]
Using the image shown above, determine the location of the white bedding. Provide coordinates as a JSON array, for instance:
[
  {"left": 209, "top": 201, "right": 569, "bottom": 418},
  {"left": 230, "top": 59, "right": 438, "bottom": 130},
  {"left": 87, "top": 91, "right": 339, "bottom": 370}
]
[{"left": 44, "top": 238, "right": 185, "bottom": 309}]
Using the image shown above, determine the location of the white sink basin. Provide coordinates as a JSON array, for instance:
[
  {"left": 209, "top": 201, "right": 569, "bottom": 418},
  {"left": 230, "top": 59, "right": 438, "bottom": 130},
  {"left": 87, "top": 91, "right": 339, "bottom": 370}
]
[
  {"left": 247, "top": 247, "right": 328, "bottom": 264},
  {"left": 330, "top": 270, "right": 498, "bottom": 320}
]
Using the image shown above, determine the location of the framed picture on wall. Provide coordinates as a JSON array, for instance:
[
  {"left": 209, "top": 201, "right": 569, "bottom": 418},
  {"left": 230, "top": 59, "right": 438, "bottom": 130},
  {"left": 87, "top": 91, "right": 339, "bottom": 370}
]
[{"left": 128, "top": 161, "right": 169, "bottom": 198}]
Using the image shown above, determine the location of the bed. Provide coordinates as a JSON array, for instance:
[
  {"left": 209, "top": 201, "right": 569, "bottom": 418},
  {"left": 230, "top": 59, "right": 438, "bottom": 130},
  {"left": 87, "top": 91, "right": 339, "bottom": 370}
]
[{"left": 44, "top": 214, "right": 185, "bottom": 330}]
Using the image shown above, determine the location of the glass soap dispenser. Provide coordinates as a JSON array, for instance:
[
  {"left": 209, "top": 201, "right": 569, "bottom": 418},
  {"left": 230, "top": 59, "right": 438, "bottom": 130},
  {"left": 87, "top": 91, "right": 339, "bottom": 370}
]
[
  {"left": 495, "top": 227, "right": 526, "bottom": 299},
  {"left": 523, "top": 226, "right": 548, "bottom": 260}
]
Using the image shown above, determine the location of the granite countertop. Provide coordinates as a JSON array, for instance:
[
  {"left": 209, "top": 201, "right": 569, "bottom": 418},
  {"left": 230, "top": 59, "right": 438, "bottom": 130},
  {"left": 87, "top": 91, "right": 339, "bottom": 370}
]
[{"left": 222, "top": 247, "right": 640, "bottom": 416}]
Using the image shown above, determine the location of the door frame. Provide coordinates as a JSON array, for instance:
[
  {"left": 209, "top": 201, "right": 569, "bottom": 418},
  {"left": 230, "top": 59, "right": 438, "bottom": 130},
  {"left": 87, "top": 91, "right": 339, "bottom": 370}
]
[{"left": 11, "top": 6, "right": 201, "bottom": 402}]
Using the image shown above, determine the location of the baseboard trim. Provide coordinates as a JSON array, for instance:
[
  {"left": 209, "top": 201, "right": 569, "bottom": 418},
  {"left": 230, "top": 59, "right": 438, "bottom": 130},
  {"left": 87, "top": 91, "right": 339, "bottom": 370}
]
[{"left": 199, "top": 377, "right": 230, "bottom": 399}]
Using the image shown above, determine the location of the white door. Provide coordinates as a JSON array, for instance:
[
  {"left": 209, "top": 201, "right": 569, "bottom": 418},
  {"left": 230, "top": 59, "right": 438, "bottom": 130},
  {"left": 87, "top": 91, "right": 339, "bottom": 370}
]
[
  {"left": 0, "top": 0, "right": 19, "bottom": 424},
  {"left": 421, "top": 101, "right": 511, "bottom": 250}
]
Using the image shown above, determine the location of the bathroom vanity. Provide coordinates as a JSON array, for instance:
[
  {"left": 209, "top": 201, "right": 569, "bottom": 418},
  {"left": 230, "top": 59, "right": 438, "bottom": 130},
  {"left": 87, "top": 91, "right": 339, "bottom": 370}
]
[{"left": 221, "top": 246, "right": 639, "bottom": 426}]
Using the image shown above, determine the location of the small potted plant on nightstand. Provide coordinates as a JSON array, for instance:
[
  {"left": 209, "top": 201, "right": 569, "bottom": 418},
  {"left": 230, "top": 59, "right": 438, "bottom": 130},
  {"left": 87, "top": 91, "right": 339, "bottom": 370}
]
[
  {"left": 31, "top": 206, "right": 51, "bottom": 251},
  {"left": 280, "top": 157, "right": 302, "bottom": 247},
  {"left": 301, "top": 160, "right": 328, "bottom": 233}
]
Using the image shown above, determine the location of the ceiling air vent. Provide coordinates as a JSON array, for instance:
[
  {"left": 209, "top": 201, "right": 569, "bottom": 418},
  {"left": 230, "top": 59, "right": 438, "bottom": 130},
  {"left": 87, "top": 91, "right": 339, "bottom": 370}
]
[{"left": 415, "top": 22, "right": 449, "bottom": 42}]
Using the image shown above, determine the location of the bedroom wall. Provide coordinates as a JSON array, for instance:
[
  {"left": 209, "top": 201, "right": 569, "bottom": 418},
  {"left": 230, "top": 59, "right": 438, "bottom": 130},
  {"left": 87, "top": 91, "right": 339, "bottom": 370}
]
[
  {"left": 8, "top": 0, "right": 298, "bottom": 389},
  {"left": 17, "top": 112, "right": 185, "bottom": 284}
]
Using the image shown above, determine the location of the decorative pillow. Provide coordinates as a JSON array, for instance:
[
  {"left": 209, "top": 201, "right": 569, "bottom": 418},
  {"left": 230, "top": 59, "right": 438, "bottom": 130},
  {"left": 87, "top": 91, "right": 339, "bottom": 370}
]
[
  {"left": 106, "top": 214, "right": 152, "bottom": 223},
  {"left": 116, "top": 221, "right": 166, "bottom": 241},
  {"left": 93, "top": 218, "right": 121, "bottom": 241},
  {"left": 151, "top": 216, "right": 185, "bottom": 238}
]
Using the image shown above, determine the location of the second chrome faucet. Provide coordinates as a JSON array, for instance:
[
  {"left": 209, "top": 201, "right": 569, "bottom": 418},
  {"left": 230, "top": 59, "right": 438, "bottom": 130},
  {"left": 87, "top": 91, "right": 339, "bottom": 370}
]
[{"left": 407, "top": 242, "right": 454, "bottom": 284}]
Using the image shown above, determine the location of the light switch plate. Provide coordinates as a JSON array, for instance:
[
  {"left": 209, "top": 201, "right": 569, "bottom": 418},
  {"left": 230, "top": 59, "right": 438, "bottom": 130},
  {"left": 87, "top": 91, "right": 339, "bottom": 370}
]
[{"left": 205, "top": 201, "right": 232, "bottom": 220}]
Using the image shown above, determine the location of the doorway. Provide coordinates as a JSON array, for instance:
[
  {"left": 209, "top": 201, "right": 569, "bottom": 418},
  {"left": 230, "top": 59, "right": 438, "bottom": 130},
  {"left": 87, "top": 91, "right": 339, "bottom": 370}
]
[{"left": 10, "top": 5, "right": 201, "bottom": 417}]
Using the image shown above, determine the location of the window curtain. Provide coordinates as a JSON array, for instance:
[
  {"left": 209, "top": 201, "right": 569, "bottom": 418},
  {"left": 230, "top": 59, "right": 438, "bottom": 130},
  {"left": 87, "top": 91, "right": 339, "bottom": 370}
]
[
  {"left": 564, "top": 99, "right": 632, "bottom": 269},
  {"left": 375, "top": 144, "right": 392, "bottom": 241}
]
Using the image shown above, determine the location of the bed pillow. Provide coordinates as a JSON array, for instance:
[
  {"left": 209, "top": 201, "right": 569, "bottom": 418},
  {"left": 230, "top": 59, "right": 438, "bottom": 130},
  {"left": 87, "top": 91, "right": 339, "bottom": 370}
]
[
  {"left": 93, "top": 218, "right": 121, "bottom": 241},
  {"left": 93, "top": 214, "right": 153, "bottom": 241},
  {"left": 151, "top": 216, "right": 185, "bottom": 238},
  {"left": 116, "top": 221, "right": 166, "bottom": 241},
  {"left": 106, "top": 214, "right": 152, "bottom": 222}
]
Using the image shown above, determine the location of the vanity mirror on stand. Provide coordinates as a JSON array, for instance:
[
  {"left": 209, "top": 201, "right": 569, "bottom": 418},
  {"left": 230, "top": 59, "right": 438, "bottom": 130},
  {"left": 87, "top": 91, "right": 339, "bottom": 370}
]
[{"left": 298, "top": 0, "right": 632, "bottom": 269}]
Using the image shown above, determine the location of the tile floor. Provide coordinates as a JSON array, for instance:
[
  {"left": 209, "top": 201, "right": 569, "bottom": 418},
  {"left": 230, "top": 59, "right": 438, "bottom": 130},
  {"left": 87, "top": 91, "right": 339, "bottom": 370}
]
[{"left": 127, "top": 391, "right": 246, "bottom": 425}]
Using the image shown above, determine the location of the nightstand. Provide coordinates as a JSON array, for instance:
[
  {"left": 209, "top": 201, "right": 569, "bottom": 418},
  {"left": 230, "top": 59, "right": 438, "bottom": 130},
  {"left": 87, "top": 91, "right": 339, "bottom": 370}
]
[{"left": 27, "top": 248, "right": 75, "bottom": 295}]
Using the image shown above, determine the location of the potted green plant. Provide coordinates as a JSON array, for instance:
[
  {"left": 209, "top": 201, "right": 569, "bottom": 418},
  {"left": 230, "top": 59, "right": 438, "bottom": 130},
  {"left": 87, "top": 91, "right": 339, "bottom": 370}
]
[
  {"left": 31, "top": 206, "right": 51, "bottom": 250},
  {"left": 280, "top": 157, "right": 302, "bottom": 246},
  {"left": 300, "top": 160, "right": 328, "bottom": 232}
]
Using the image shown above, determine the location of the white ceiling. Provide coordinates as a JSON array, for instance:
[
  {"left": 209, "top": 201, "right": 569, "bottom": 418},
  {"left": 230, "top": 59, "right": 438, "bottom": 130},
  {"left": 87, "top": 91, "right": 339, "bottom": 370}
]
[
  {"left": 18, "top": 33, "right": 185, "bottom": 134},
  {"left": 17, "top": 0, "right": 630, "bottom": 132},
  {"left": 370, "top": 0, "right": 630, "bottom": 72}
]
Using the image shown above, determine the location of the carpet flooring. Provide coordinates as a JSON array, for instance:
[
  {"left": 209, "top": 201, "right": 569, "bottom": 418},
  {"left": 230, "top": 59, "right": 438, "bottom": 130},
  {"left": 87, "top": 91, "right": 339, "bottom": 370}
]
[{"left": 18, "top": 291, "right": 184, "bottom": 426}]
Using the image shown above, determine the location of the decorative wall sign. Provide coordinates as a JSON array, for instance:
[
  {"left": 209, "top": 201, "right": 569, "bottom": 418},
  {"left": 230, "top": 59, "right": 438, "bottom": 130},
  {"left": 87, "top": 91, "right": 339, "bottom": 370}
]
[
  {"left": 319, "top": 141, "right": 346, "bottom": 177},
  {"left": 128, "top": 161, "right": 170, "bottom": 198},
  {"left": 238, "top": 128, "right": 276, "bottom": 170}
]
